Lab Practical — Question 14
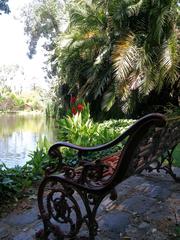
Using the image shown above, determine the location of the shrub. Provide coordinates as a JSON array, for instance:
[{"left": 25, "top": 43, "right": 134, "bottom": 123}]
[
  {"left": 58, "top": 100, "right": 133, "bottom": 146},
  {"left": 0, "top": 163, "right": 31, "bottom": 202},
  {"left": 57, "top": 100, "right": 134, "bottom": 164},
  {"left": 24, "top": 136, "right": 53, "bottom": 180},
  {"left": 0, "top": 137, "right": 52, "bottom": 204},
  {"left": 58, "top": 105, "right": 99, "bottom": 146},
  {"left": 172, "top": 144, "right": 180, "bottom": 168}
]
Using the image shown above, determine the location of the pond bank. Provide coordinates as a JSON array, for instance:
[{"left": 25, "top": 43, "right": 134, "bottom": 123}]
[
  {"left": 0, "top": 111, "right": 43, "bottom": 115},
  {"left": 0, "top": 169, "right": 179, "bottom": 240}
]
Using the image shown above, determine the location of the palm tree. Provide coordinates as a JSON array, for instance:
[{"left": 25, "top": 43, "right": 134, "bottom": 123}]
[
  {"left": 112, "top": 0, "right": 179, "bottom": 115},
  {"left": 55, "top": 0, "right": 179, "bottom": 117},
  {"left": 55, "top": 0, "right": 117, "bottom": 118}
]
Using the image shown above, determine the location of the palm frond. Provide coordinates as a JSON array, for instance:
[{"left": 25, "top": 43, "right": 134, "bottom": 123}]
[
  {"left": 101, "top": 89, "right": 115, "bottom": 112},
  {"left": 68, "top": 1, "right": 106, "bottom": 33},
  {"left": 112, "top": 34, "right": 139, "bottom": 96},
  {"left": 78, "top": 47, "right": 112, "bottom": 100},
  {"left": 159, "top": 34, "right": 180, "bottom": 86},
  {"left": 127, "top": 0, "right": 143, "bottom": 17}
]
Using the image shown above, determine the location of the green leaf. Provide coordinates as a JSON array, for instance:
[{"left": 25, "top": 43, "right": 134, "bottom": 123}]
[{"left": 2, "top": 178, "right": 14, "bottom": 185}]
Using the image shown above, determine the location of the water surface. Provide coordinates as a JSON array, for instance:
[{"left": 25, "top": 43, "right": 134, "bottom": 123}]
[{"left": 0, "top": 113, "right": 56, "bottom": 168}]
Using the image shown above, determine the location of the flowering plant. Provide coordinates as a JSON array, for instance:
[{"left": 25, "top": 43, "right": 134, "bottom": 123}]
[
  {"left": 58, "top": 98, "right": 97, "bottom": 147},
  {"left": 58, "top": 99, "right": 133, "bottom": 164},
  {"left": 70, "top": 96, "right": 76, "bottom": 104},
  {"left": 70, "top": 96, "right": 85, "bottom": 116}
]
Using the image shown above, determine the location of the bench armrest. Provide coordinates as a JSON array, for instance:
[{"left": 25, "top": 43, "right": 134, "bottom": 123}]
[{"left": 48, "top": 113, "right": 165, "bottom": 158}]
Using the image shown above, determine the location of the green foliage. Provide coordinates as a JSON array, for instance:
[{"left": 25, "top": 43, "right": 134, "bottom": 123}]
[
  {"left": 37, "top": 135, "right": 51, "bottom": 153},
  {"left": 0, "top": 0, "right": 10, "bottom": 14},
  {"left": 0, "top": 90, "right": 44, "bottom": 112},
  {"left": 24, "top": 136, "right": 52, "bottom": 180},
  {"left": 45, "top": 102, "right": 54, "bottom": 117},
  {"left": 0, "top": 63, "right": 46, "bottom": 112},
  {"left": 59, "top": 102, "right": 133, "bottom": 146},
  {"left": 58, "top": 102, "right": 100, "bottom": 146},
  {"left": 164, "top": 104, "right": 180, "bottom": 118},
  {"left": 58, "top": 102, "right": 134, "bottom": 162},
  {"left": 0, "top": 163, "right": 31, "bottom": 202},
  {"left": 22, "top": 0, "right": 67, "bottom": 58},
  {"left": 55, "top": 0, "right": 179, "bottom": 116},
  {"left": 25, "top": 149, "right": 47, "bottom": 180},
  {"left": 172, "top": 144, "right": 180, "bottom": 168},
  {"left": 174, "top": 225, "right": 180, "bottom": 238},
  {"left": 0, "top": 137, "right": 52, "bottom": 203},
  {"left": 23, "top": 0, "right": 180, "bottom": 117},
  {"left": 98, "top": 118, "right": 134, "bottom": 141}
]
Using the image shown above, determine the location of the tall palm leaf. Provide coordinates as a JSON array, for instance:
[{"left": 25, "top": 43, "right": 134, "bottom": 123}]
[{"left": 55, "top": 0, "right": 179, "bottom": 116}]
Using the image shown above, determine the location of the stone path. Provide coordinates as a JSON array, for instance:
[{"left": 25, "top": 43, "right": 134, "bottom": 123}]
[{"left": 0, "top": 169, "right": 180, "bottom": 240}]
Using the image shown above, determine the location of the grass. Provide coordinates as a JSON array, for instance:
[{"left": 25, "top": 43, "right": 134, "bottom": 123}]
[{"left": 173, "top": 144, "right": 180, "bottom": 167}]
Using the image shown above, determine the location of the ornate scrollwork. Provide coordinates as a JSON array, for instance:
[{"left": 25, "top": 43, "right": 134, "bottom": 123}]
[
  {"left": 81, "top": 163, "right": 105, "bottom": 185},
  {"left": 60, "top": 161, "right": 110, "bottom": 187},
  {"left": 63, "top": 166, "right": 76, "bottom": 179},
  {"left": 44, "top": 148, "right": 64, "bottom": 176},
  {"left": 38, "top": 178, "right": 83, "bottom": 239},
  {"left": 146, "top": 145, "right": 180, "bottom": 182}
]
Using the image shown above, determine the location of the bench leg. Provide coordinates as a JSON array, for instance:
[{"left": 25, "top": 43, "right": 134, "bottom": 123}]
[
  {"left": 36, "top": 176, "right": 84, "bottom": 239},
  {"left": 162, "top": 146, "right": 180, "bottom": 183},
  {"left": 80, "top": 192, "right": 106, "bottom": 240},
  {"left": 147, "top": 145, "right": 180, "bottom": 183},
  {"left": 36, "top": 176, "right": 107, "bottom": 239}
]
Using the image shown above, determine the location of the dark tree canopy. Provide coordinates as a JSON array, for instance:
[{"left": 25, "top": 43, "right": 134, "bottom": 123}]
[
  {"left": 23, "top": 0, "right": 180, "bottom": 119},
  {"left": 0, "top": 0, "right": 10, "bottom": 14}
]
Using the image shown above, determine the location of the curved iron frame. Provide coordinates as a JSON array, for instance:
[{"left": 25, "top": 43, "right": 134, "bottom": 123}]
[
  {"left": 146, "top": 144, "right": 180, "bottom": 183},
  {"left": 36, "top": 113, "right": 180, "bottom": 239}
]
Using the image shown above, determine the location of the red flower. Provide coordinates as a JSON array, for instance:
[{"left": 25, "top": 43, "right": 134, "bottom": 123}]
[
  {"left": 71, "top": 107, "right": 77, "bottom": 115},
  {"left": 77, "top": 104, "right": 84, "bottom": 112},
  {"left": 70, "top": 96, "right": 76, "bottom": 104}
]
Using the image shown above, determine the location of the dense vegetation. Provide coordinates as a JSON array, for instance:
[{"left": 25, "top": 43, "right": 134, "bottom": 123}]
[
  {"left": 0, "top": 65, "right": 46, "bottom": 112},
  {"left": 0, "top": 115, "right": 133, "bottom": 205},
  {"left": 0, "top": 91, "right": 44, "bottom": 112},
  {"left": 23, "top": 0, "right": 180, "bottom": 119},
  {"left": 1, "top": 105, "right": 180, "bottom": 205}
]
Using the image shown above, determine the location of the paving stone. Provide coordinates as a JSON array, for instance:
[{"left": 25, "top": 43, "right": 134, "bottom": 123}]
[
  {"left": 99, "top": 211, "right": 130, "bottom": 234},
  {"left": 138, "top": 222, "right": 150, "bottom": 229},
  {"left": 173, "top": 167, "right": 180, "bottom": 176},
  {"left": 135, "top": 182, "right": 153, "bottom": 192},
  {"left": 146, "top": 231, "right": 168, "bottom": 240},
  {"left": 148, "top": 185, "right": 171, "bottom": 199},
  {"left": 170, "top": 193, "right": 180, "bottom": 202},
  {"left": 13, "top": 230, "right": 35, "bottom": 240},
  {"left": 145, "top": 203, "right": 172, "bottom": 222},
  {"left": 148, "top": 186, "right": 162, "bottom": 198},
  {"left": 119, "top": 195, "right": 156, "bottom": 214},
  {"left": 117, "top": 176, "right": 145, "bottom": 188},
  {"left": 0, "top": 172, "right": 179, "bottom": 240},
  {"left": 0, "top": 223, "right": 10, "bottom": 239},
  {"left": 3, "top": 207, "right": 38, "bottom": 226}
]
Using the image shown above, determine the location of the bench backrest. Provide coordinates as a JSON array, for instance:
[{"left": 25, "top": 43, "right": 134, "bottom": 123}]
[{"left": 105, "top": 113, "right": 166, "bottom": 190}]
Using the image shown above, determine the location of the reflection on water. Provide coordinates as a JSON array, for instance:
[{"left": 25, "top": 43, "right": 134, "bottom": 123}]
[{"left": 0, "top": 113, "right": 57, "bottom": 168}]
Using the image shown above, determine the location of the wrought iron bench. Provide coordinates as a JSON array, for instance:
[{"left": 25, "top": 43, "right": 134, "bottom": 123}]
[{"left": 36, "top": 113, "right": 180, "bottom": 240}]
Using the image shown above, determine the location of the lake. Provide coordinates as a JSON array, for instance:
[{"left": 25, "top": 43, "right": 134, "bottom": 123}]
[{"left": 0, "top": 113, "right": 57, "bottom": 168}]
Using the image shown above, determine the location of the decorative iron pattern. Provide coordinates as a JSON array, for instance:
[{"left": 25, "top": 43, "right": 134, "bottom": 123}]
[
  {"left": 134, "top": 118, "right": 180, "bottom": 182},
  {"left": 36, "top": 176, "right": 106, "bottom": 239},
  {"left": 37, "top": 177, "right": 84, "bottom": 239},
  {"left": 37, "top": 114, "right": 180, "bottom": 239}
]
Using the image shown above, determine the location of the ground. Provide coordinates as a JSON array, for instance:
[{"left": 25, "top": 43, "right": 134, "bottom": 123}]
[{"left": 0, "top": 169, "right": 180, "bottom": 240}]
